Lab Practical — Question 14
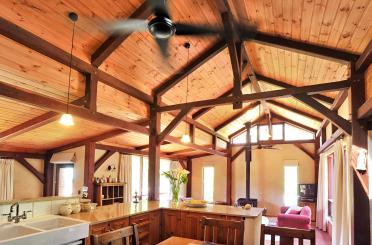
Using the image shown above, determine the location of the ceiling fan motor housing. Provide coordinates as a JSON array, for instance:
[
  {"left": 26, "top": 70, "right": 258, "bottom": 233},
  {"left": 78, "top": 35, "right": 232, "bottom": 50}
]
[{"left": 148, "top": 16, "right": 176, "bottom": 39}]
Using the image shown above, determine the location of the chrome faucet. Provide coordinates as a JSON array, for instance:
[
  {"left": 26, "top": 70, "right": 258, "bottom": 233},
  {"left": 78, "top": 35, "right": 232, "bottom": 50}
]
[{"left": 2, "top": 202, "right": 31, "bottom": 223}]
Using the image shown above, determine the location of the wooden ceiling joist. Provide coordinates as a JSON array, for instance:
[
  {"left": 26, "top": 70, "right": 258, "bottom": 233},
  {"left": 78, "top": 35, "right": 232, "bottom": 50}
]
[
  {"left": 0, "top": 17, "right": 153, "bottom": 104},
  {"left": 158, "top": 80, "right": 351, "bottom": 112},
  {"left": 154, "top": 39, "right": 227, "bottom": 97},
  {"left": 266, "top": 100, "right": 323, "bottom": 122},
  {"left": 358, "top": 97, "right": 372, "bottom": 120},
  {"left": 251, "top": 32, "right": 359, "bottom": 64},
  {"left": 91, "top": 2, "right": 152, "bottom": 67},
  {"left": 355, "top": 40, "right": 372, "bottom": 72},
  {"left": 215, "top": 101, "right": 260, "bottom": 131},
  {"left": 158, "top": 107, "right": 191, "bottom": 143}
]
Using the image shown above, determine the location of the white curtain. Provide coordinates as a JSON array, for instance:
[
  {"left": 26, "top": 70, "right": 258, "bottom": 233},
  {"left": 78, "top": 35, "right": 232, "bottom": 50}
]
[
  {"left": 0, "top": 159, "right": 14, "bottom": 201},
  {"left": 119, "top": 154, "right": 132, "bottom": 202},
  {"left": 316, "top": 153, "right": 328, "bottom": 231},
  {"left": 332, "top": 140, "right": 352, "bottom": 245}
]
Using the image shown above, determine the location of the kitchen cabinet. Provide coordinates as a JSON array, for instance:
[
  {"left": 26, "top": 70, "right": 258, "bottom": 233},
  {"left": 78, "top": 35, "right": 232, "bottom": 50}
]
[
  {"left": 162, "top": 210, "right": 182, "bottom": 240},
  {"left": 130, "top": 213, "right": 150, "bottom": 245},
  {"left": 149, "top": 210, "right": 161, "bottom": 244}
]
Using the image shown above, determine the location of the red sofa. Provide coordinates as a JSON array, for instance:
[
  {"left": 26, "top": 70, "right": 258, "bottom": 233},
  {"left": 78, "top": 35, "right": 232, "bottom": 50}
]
[{"left": 277, "top": 206, "right": 312, "bottom": 230}]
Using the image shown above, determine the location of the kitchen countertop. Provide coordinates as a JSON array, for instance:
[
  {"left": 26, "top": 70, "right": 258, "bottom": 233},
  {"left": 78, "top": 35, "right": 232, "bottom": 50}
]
[{"left": 68, "top": 201, "right": 264, "bottom": 225}]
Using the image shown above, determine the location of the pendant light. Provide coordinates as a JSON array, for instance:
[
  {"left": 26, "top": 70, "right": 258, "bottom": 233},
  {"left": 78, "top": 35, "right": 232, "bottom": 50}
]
[
  {"left": 181, "top": 42, "right": 191, "bottom": 143},
  {"left": 59, "top": 12, "right": 78, "bottom": 126}
]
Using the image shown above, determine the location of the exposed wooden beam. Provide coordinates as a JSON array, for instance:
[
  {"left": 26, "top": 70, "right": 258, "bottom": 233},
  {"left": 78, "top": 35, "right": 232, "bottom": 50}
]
[
  {"left": 148, "top": 104, "right": 161, "bottom": 200},
  {"left": 188, "top": 153, "right": 213, "bottom": 159},
  {"left": 293, "top": 93, "right": 351, "bottom": 135},
  {"left": 358, "top": 97, "right": 372, "bottom": 120},
  {"left": 251, "top": 32, "right": 358, "bottom": 64},
  {"left": 84, "top": 142, "right": 95, "bottom": 200},
  {"left": 355, "top": 40, "right": 372, "bottom": 72},
  {"left": 91, "top": 2, "right": 152, "bottom": 67},
  {"left": 232, "top": 139, "right": 316, "bottom": 147},
  {"left": 158, "top": 80, "right": 351, "bottom": 112},
  {"left": 215, "top": 101, "right": 260, "bottom": 131},
  {"left": 0, "top": 17, "right": 153, "bottom": 104},
  {"left": 158, "top": 107, "right": 191, "bottom": 144},
  {"left": 266, "top": 100, "right": 323, "bottom": 122},
  {"left": 154, "top": 39, "right": 227, "bottom": 96},
  {"left": 135, "top": 141, "right": 171, "bottom": 151},
  {"left": 0, "top": 82, "right": 148, "bottom": 135},
  {"left": 294, "top": 144, "right": 315, "bottom": 160},
  {"left": 231, "top": 147, "right": 245, "bottom": 161},
  {"left": 271, "top": 112, "right": 317, "bottom": 133},
  {"left": 179, "top": 159, "right": 187, "bottom": 169},
  {"left": 167, "top": 148, "right": 195, "bottom": 156},
  {"left": 0, "top": 151, "right": 45, "bottom": 159},
  {"left": 226, "top": 143, "right": 232, "bottom": 205},
  {"left": 94, "top": 150, "right": 115, "bottom": 172},
  {"left": 186, "top": 157, "right": 192, "bottom": 197},
  {"left": 190, "top": 125, "right": 195, "bottom": 144},
  {"left": 86, "top": 73, "right": 98, "bottom": 112},
  {"left": 256, "top": 74, "right": 335, "bottom": 104},
  {"left": 43, "top": 153, "right": 53, "bottom": 196},
  {"left": 317, "top": 129, "right": 343, "bottom": 154},
  {"left": 14, "top": 157, "right": 44, "bottom": 183},
  {"left": 50, "top": 129, "right": 128, "bottom": 153},
  {"left": 228, "top": 114, "right": 267, "bottom": 139}
]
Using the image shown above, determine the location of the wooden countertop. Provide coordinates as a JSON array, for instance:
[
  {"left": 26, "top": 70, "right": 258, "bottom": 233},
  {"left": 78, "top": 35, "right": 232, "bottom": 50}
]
[{"left": 68, "top": 201, "right": 263, "bottom": 225}]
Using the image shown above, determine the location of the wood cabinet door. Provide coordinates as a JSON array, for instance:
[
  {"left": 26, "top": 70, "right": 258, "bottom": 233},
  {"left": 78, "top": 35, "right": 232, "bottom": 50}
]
[
  {"left": 130, "top": 213, "right": 150, "bottom": 245},
  {"left": 90, "top": 222, "right": 110, "bottom": 235},
  {"left": 162, "top": 210, "right": 182, "bottom": 240},
  {"left": 149, "top": 211, "right": 161, "bottom": 244},
  {"left": 109, "top": 217, "right": 129, "bottom": 231},
  {"left": 181, "top": 211, "right": 203, "bottom": 240}
]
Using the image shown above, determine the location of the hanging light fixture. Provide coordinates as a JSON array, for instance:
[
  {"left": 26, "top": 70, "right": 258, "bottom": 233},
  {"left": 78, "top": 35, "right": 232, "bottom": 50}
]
[
  {"left": 59, "top": 12, "right": 78, "bottom": 126},
  {"left": 181, "top": 42, "right": 191, "bottom": 143}
]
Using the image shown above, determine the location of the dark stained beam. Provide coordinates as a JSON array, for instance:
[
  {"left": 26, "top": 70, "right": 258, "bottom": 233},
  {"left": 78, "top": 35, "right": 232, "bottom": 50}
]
[
  {"left": 159, "top": 80, "right": 351, "bottom": 112},
  {"left": 190, "top": 125, "right": 195, "bottom": 144},
  {"left": 186, "top": 157, "right": 192, "bottom": 197},
  {"left": 43, "top": 153, "right": 53, "bottom": 196},
  {"left": 215, "top": 101, "right": 260, "bottom": 131},
  {"left": 167, "top": 149, "right": 195, "bottom": 156},
  {"left": 231, "top": 147, "right": 245, "bottom": 161},
  {"left": 0, "top": 151, "right": 45, "bottom": 159},
  {"left": 135, "top": 141, "right": 171, "bottom": 151},
  {"left": 154, "top": 39, "right": 227, "bottom": 96},
  {"left": 251, "top": 32, "right": 359, "bottom": 64},
  {"left": 91, "top": 2, "right": 152, "bottom": 67},
  {"left": 0, "top": 17, "right": 153, "bottom": 104},
  {"left": 358, "top": 97, "right": 372, "bottom": 120},
  {"left": 267, "top": 100, "right": 323, "bottom": 122},
  {"left": 94, "top": 150, "right": 116, "bottom": 172},
  {"left": 294, "top": 144, "right": 315, "bottom": 160},
  {"left": 271, "top": 112, "right": 317, "bottom": 133},
  {"left": 86, "top": 73, "right": 98, "bottom": 112},
  {"left": 317, "top": 129, "right": 343, "bottom": 154},
  {"left": 148, "top": 104, "right": 161, "bottom": 200},
  {"left": 228, "top": 113, "right": 268, "bottom": 139},
  {"left": 50, "top": 129, "right": 128, "bottom": 153},
  {"left": 0, "top": 82, "right": 148, "bottom": 135},
  {"left": 84, "top": 142, "right": 95, "bottom": 200},
  {"left": 232, "top": 139, "right": 316, "bottom": 147},
  {"left": 189, "top": 153, "right": 213, "bottom": 159},
  {"left": 355, "top": 40, "right": 372, "bottom": 72},
  {"left": 256, "top": 74, "right": 334, "bottom": 104},
  {"left": 14, "top": 157, "right": 45, "bottom": 183},
  {"left": 158, "top": 107, "right": 191, "bottom": 143}
]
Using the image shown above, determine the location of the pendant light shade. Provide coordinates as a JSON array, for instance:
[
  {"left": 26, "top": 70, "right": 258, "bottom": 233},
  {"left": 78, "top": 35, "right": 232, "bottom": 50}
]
[
  {"left": 59, "top": 113, "right": 75, "bottom": 126},
  {"left": 181, "top": 134, "right": 191, "bottom": 143}
]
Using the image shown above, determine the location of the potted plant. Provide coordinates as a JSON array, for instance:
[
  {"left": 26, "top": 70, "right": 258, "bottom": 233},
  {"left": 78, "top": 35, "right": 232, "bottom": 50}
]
[{"left": 162, "top": 168, "right": 189, "bottom": 202}]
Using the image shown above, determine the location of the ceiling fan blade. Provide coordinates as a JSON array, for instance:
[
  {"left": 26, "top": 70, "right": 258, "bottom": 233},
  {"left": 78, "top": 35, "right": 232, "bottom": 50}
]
[
  {"left": 175, "top": 23, "right": 222, "bottom": 36},
  {"left": 105, "top": 19, "right": 148, "bottom": 34},
  {"left": 147, "top": 0, "right": 170, "bottom": 17},
  {"left": 236, "top": 23, "right": 258, "bottom": 39},
  {"left": 155, "top": 37, "right": 169, "bottom": 58}
]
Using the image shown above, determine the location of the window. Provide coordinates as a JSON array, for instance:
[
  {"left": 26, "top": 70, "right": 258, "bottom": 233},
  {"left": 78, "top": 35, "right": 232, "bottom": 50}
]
[
  {"left": 250, "top": 126, "right": 258, "bottom": 143},
  {"left": 159, "top": 159, "right": 171, "bottom": 201},
  {"left": 202, "top": 166, "right": 214, "bottom": 202},
  {"left": 272, "top": 124, "right": 283, "bottom": 140},
  {"left": 284, "top": 123, "right": 314, "bottom": 141},
  {"left": 284, "top": 164, "right": 298, "bottom": 206},
  {"left": 327, "top": 154, "right": 334, "bottom": 218},
  {"left": 259, "top": 125, "right": 269, "bottom": 141},
  {"left": 131, "top": 156, "right": 149, "bottom": 200},
  {"left": 56, "top": 164, "right": 74, "bottom": 196},
  {"left": 232, "top": 131, "right": 246, "bottom": 144},
  {"left": 142, "top": 157, "right": 149, "bottom": 200}
]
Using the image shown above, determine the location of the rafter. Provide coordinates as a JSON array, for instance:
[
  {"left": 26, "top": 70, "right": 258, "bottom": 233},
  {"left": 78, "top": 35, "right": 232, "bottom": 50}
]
[
  {"left": 0, "top": 151, "right": 45, "bottom": 159},
  {"left": 358, "top": 96, "right": 372, "bottom": 120},
  {"left": 294, "top": 144, "right": 315, "bottom": 160},
  {"left": 271, "top": 112, "right": 317, "bottom": 133},
  {"left": 94, "top": 150, "right": 116, "bottom": 171},
  {"left": 14, "top": 157, "right": 45, "bottom": 183},
  {"left": 154, "top": 39, "right": 227, "bottom": 96},
  {"left": 355, "top": 40, "right": 372, "bottom": 72},
  {"left": 91, "top": 2, "right": 152, "bottom": 67},
  {"left": 231, "top": 147, "right": 245, "bottom": 161},
  {"left": 158, "top": 79, "right": 351, "bottom": 112},
  {"left": 266, "top": 100, "right": 323, "bottom": 122},
  {"left": 158, "top": 106, "right": 191, "bottom": 143}
]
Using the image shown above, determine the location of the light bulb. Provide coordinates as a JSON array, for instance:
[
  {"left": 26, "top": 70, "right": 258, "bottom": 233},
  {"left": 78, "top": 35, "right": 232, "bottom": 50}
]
[
  {"left": 181, "top": 134, "right": 191, "bottom": 143},
  {"left": 59, "top": 113, "right": 74, "bottom": 126}
]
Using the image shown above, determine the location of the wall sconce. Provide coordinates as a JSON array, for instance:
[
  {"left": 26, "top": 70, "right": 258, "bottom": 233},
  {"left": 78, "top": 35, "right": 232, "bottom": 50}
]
[
  {"left": 356, "top": 149, "right": 367, "bottom": 175},
  {"left": 107, "top": 164, "right": 116, "bottom": 171}
]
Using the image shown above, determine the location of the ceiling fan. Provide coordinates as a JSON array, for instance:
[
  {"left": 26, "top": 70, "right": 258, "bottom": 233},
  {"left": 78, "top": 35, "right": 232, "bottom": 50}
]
[
  {"left": 106, "top": 0, "right": 257, "bottom": 57},
  {"left": 247, "top": 144, "right": 280, "bottom": 150}
]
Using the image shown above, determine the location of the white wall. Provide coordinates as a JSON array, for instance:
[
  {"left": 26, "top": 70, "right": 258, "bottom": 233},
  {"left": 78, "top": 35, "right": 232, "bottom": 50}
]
[{"left": 13, "top": 158, "right": 44, "bottom": 199}]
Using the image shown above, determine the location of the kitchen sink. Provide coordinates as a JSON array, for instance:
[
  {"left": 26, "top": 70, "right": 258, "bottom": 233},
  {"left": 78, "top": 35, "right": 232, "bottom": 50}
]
[
  {"left": 26, "top": 217, "right": 83, "bottom": 230},
  {"left": 0, "top": 223, "right": 41, "bottom": 241}
]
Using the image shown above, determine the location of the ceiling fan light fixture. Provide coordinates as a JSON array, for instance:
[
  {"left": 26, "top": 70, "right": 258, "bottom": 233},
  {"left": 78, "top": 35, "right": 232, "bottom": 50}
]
[
  {"left": 148, "top": 16, "right": 175, "bottom": 39},
  {"left": 59, "top": 113, "right": 74, "bottom": 126},
  {"left": 181, "top": 134, "right": 191, "bottom": 143}
]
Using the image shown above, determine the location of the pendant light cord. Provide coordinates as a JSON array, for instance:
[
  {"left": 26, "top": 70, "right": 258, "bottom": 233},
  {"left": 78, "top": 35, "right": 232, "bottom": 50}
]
[
  {"left": 184, "top": 44, "right": 190, "bottom": 136},
  {"left": 66, "top": 20, "right": 76, "bottom": 113}
]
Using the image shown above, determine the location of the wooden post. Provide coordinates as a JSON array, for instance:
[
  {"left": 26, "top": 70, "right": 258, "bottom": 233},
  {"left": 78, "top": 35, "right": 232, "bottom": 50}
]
[
  {"left": 43, "top": 152, "right": 53, "bottom": 196},
  {"left": 186, "top": 157, "right": 192, "bottom": 197},
  {"left": 190, "top": 125, "right": 195, "bottom": 144},
  {"left": 244, "top": 122, "right": 252, "bottom": 199},
  {"left": 226, "top": 143, "right": 232, "bottom": 205},
  {"left": 84, "top": 142, "right": 95, "bottom": 200},
  {"left": 148, "top": 101, "right": 161, "bottom": 200}
]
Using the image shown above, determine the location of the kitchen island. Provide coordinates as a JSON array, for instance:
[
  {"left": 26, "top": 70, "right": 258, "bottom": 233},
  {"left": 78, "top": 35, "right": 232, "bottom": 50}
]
[{"left": 68, "top": 201, "right": 263, "bottom": 245}]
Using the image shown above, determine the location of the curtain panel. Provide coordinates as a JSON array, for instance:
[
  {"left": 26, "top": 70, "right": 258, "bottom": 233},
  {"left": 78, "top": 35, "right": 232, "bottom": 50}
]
[
  {"left": 119, "top": 154, "right": 132, "bottom": 202},
  {"left": 0, "top": 158, "right": 14, "bottom": 201},
  {"left": 316, "top": 153, "right": 328, "bottom": 231}
]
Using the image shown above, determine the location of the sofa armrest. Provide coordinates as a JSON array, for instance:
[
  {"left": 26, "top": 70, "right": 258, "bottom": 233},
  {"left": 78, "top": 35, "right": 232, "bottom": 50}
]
[
  {"left": 280, "top": 206, "right": 290, "bottom": 214},
  {"left": 277, "top": 214, "right": 311, "bottom": 229}
]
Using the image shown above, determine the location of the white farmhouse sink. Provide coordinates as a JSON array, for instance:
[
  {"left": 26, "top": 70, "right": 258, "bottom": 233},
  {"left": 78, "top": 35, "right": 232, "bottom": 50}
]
[
  {"left": 0, "top": 223, "right": 41, "bottom": 241},
  {"left": 0, "top": 216, "right": 89, "bottom": 245}
]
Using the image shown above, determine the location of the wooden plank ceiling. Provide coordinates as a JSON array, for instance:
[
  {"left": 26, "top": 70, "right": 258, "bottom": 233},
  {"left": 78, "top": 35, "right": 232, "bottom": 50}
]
[{"left": 0, "top": 0, "right": 371, "bottom": 155}]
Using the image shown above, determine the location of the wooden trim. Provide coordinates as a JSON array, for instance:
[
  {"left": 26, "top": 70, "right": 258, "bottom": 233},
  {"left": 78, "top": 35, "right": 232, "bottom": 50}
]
[
  {"left": 294, "top": 144, "right": 315, "bottom": 160},
  {"left": 94, "top": 150, "right": 116, "bottom": 172},
  {"left": 158, "top": 80, "right": 351, "bottom": 112},
  {"left": 355, "top": 40, "right": 372, "bottom": 72},
  {"left": 14, "top": 157, "right": 44, "bottom": 183},
  {"left": 316, "top": 129, "right": 343, "bottom": 154},
  {"left": 0, "top": 151, "right": 45, "bottom": 159},
  {"left": 0, "top": 17, "right": 153, "bottom": 104},
  {"left": 0, "top": 82, "right": 149, "bottom": 135},
  {"left": 231, "top": 147, "right": 245, "bottom": 161},
  {"left": 267, "top": 100, "right": 323, "bottom": 122},
  {"left": 228, "top": 114, "right": 268, "bottom": 139},
  {"left": 158, "top": 107, "right": 191, "bottom": 143},
  {"left": 84, "top": 142, "right": 95, "bottom": 200},
  {"left": 252, "top": 32, "right": 358, "bottom": 64},
  {"left": 215, "top": 102, "right": 260, "bottom": 131},
  {"left": 154, "top": 39, "right": 227, "bottom": 96},
  {"left": 358, "top": 97, "right": 372, "bottom": 119},
  {"left": 91, "top": 2, "right": 152, "bottom": 67},
  {"left": 50, "top": 129, "right": 128, "bottom": 153}
]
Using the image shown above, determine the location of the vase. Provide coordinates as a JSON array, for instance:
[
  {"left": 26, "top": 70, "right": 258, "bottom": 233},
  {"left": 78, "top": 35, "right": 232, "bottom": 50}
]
[{"left": 171, "top": 185, "right": 180, "bottom": 203}]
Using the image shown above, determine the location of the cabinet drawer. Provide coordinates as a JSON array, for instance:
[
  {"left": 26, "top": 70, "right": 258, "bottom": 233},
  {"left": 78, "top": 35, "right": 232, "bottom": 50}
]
[
  {"left": 109, "top": 217, "right": 129, "bottom": 231},
  {"left": 130, "top": 213, "right": 150, "bottom": 244},
  {"left": 90, "top": 222, "right": 109, "bottom": 235}
]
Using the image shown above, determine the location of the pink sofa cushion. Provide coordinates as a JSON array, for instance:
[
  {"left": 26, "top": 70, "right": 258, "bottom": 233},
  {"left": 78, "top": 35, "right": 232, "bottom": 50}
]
[
  {"left": 285, "top": 206, "right": 302, "bottom": 215},
  {"left": 277, "top": 206, "right": 312, "bottom": 230},
  {"left": 300, "top": 206, "right": 311, "bottom": 217}
]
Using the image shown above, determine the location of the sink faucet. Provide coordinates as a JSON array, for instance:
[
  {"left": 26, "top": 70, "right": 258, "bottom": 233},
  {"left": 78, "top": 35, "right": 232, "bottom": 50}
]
[{"left": 2, "top": 202, "right": 31, "bottom": 223}]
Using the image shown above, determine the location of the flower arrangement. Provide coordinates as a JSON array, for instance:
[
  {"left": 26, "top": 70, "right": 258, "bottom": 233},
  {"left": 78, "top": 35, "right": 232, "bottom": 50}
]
[{"left": 162, "top": 168, "right": 189, "bottom": 202}]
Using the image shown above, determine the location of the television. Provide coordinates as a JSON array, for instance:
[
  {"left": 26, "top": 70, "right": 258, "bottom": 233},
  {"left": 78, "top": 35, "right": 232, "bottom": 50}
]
[{"left": 298, "top": 184, "right": 317, "bottom": 199}]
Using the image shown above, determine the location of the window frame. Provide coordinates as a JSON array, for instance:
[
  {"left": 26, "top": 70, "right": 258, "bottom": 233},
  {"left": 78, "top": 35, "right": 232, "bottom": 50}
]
[{"left": 55, "top": 164, "right": 74, "bottom": 196}]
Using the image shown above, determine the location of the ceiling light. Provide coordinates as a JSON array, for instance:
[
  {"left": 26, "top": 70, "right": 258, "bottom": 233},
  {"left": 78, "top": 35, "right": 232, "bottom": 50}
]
[
  {"left": 181, "top": 134, "right": 191, "bottom": 144},
  {"left": 59, "top": 113, "right": 74, "bottom": 126}
]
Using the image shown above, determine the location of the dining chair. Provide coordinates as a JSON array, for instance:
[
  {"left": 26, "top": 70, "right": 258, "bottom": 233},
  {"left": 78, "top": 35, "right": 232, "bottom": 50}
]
[
  {"left": 92, "top": 224, "right": 139, "bottom": 245},
  {"left": 200, "top": 216, "right": 245, "bottom": 245},
  {"left": 260, "top": 224, "right": 315, "bottom": 245}
]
